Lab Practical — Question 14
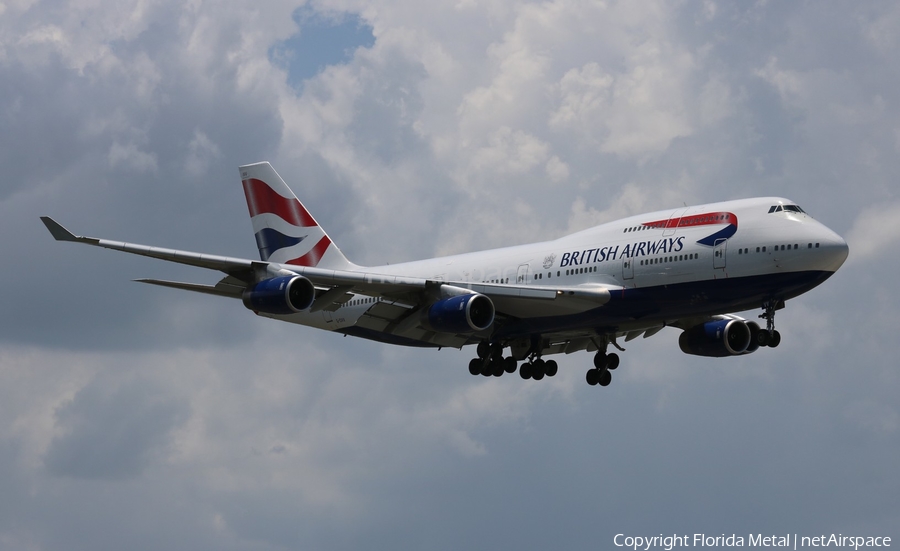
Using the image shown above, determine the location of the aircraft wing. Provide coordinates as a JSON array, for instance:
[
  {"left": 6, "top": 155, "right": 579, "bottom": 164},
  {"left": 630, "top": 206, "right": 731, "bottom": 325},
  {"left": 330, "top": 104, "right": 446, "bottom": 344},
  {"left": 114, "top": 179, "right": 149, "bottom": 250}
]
[
  {"left": 41, "top": 216, "right": 431, "bottom": 292},
  {"left": 41, "top": 216, "right": 257, "bottom": 281},
  {"left": 41, "top": 218, "right": 621, "bottom": 338}
]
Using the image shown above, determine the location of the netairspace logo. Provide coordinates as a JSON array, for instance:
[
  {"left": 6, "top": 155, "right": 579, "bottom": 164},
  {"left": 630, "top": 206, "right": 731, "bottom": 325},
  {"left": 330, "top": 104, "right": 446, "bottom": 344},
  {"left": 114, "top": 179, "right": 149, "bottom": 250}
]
[{"left": 613, "top": 533, "right": 892, "bottom": 551}]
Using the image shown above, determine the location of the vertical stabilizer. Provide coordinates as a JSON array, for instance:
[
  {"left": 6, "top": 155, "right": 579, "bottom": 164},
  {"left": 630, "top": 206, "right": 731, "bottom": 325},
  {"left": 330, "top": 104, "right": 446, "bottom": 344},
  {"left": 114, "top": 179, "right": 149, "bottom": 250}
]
[{"left": 239, "top": 162, "right": 356, "bottom": 270}]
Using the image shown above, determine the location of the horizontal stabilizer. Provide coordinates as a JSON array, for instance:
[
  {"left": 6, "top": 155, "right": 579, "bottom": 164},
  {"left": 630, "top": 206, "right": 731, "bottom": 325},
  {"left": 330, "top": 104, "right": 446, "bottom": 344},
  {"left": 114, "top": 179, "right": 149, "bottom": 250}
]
[{"left": 135, "top": 278, "right": 245, "bottom": 298}]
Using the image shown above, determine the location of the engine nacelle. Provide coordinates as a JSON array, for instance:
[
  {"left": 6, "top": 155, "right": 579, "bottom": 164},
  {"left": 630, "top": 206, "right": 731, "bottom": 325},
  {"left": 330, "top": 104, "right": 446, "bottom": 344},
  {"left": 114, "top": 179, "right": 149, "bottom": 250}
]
[
  {"left": 242, "top": 275, "right": 316, "bottom": 315},
  {"left": 743, "top": 321, "right": 761, "bottom": 354},
  {"left": 679, "top": 319, "right": 753, "bottom": 357},
  {"left": 425, "top": 293, "right": 495, "bottom": 333}
]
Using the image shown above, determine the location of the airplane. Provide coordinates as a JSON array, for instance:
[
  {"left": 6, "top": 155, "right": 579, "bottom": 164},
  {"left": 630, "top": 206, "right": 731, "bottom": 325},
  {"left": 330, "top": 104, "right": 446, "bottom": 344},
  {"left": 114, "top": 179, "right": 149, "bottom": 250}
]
[{"left": 41, "top": 162, "right": 849, "bottom": 387}]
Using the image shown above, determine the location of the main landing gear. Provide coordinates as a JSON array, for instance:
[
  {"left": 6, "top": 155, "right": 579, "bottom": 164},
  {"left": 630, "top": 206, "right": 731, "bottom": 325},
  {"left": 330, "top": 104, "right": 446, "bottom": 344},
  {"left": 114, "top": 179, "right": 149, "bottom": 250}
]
[
  {"left": 757, "top": 300, "right": 784, "bottom": 348},
  {"left": 585, "top": 339, "right": 619, "bottom": 387},
  {"left": 467, "top": 342, "right": 558, "bottom": 381}
]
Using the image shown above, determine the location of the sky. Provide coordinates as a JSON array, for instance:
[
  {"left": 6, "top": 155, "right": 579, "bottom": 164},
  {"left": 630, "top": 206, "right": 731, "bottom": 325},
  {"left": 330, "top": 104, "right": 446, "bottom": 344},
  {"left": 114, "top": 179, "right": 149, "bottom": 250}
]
[{"left": 1, "top": 0, "right": 899, "bottom": 549}]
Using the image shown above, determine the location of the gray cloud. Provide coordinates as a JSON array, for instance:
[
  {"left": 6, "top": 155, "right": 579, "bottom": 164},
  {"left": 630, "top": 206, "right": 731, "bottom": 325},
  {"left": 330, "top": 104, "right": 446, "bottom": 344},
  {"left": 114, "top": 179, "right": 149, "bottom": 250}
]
[
  {"left": 1, "top": 0, "right": 898, "bottom": 549},
  {"left": 44, "top": 371, "right": 188, "bottom": 480}
]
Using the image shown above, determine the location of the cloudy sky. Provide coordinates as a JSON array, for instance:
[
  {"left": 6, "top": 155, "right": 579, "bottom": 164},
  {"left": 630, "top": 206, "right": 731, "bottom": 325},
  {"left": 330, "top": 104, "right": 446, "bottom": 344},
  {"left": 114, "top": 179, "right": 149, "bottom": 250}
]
[{"left": 2, "top": 0, "right": 899, "bottom": 549}]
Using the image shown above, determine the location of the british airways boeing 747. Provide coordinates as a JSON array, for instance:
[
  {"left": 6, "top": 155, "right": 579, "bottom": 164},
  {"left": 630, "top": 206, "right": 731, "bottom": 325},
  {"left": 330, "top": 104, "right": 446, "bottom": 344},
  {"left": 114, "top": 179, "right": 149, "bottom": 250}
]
[{"left": 42, "top": 162, "right": 848, "bottom": 387}]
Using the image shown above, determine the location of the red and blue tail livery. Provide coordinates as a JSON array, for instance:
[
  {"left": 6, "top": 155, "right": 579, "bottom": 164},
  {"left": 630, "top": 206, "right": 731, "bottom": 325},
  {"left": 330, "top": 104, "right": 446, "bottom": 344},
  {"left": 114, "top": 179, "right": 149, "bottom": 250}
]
[
  {"left": 240, "top": 162, "right": 353, "bottom": 269},
  {"left": 42, "top": 162, "right": 848, "bottom": 388}
]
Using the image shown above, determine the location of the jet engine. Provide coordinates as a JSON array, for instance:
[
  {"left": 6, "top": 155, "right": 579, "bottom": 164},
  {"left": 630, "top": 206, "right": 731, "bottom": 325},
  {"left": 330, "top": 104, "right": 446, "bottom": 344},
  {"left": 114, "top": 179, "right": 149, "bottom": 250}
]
[
  {"left": 425, "top": 293, "right": 495, "bottom": 333},
  {"left": 242, "top": 275, "right": 316, "bottom": 315},
  {"left": 743, "top": 321, "right": 762, "bottom": 354},
  {"left": 679, "top": 319, "right": 753, "bottom": 357}
]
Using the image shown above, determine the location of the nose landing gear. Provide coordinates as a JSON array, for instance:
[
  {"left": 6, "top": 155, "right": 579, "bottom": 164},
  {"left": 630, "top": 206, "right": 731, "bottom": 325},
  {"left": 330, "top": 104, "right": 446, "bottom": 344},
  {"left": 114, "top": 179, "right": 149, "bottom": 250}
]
[{"left": 757, "top": 300, "right": 784, "bottom": 348}]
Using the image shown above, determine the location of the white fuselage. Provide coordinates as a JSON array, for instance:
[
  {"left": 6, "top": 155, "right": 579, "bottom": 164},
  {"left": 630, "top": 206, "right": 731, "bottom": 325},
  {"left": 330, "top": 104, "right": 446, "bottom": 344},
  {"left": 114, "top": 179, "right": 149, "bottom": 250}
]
[{"left": 263, "top": 197, "right": 848, "bottom": 338}]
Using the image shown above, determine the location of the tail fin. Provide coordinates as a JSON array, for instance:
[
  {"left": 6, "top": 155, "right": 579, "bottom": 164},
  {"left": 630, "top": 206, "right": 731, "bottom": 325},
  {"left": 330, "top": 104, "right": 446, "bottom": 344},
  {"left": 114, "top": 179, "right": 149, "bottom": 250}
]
[{"left": 239, "top": 162, "right": 356, "bottom": 269}]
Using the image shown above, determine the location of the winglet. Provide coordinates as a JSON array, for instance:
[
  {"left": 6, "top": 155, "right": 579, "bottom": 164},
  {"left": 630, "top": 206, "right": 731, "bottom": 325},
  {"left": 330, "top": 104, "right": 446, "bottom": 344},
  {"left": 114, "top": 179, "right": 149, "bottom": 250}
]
[{"left": 40, "top": 216, "right": 80, "bottom": 242}]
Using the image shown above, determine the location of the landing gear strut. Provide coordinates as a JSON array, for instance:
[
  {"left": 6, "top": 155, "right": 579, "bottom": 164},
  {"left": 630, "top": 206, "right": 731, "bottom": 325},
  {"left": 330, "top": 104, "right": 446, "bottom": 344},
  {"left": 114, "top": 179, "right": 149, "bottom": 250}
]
[
  {"left": 586, "top": 337, "right": 621, "bottom": 387},
  {"left": 757, "top": 300, "right": 784, "bottom": 348}
]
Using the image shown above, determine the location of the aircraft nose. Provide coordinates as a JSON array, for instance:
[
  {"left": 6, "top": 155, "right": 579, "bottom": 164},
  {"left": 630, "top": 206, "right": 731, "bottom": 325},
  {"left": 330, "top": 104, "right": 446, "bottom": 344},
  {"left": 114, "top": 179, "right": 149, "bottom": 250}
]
[{"left": 819, "top": 229, "right": 849, "bottom": 272}]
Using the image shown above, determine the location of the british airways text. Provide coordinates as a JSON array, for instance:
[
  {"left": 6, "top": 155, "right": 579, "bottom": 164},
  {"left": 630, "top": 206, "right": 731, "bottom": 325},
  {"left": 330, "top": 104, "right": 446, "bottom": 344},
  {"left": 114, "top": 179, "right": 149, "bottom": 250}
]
[{"left": 560, "top": 236, "right": 686, "bottom": 267}]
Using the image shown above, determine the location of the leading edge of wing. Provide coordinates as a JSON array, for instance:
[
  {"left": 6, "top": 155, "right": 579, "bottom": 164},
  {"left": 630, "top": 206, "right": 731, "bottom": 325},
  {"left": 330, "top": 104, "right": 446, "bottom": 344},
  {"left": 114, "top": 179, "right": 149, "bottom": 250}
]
[
  {"left": 41, "top": 216, "right": 255, "bottom": 278},
  {"left": 41, "top": 216, "right": 621, "bottom": 311}
]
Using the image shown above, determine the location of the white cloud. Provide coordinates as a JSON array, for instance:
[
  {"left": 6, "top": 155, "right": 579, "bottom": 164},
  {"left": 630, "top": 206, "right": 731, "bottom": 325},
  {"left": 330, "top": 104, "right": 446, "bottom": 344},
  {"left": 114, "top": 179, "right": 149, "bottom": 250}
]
[
  {"left": 108, "top": 140, "right": 159, "bottom": 172},
  {"left": 469, "top": 126, "right": 550, "bottom": 175},
  {"left": 3, "top": 0, "right": 900, "bottom": 548},
  {"left": 545, "top": 155, "right": 569, "bottom": 183},
  {"left": 185, "top": 129, "right": 223, "bottom": 177},
  {"left": 846, "top": 201, "right": 900, "bottom": 262},
  {"left": 565, "top": 183, "right": 650, "bottom": 233}
]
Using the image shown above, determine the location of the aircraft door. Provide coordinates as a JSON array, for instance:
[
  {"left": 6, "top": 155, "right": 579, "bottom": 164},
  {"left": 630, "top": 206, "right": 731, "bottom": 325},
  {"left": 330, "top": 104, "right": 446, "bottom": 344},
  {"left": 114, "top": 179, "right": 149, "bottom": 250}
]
[
  {"left": 517, "top": 264, "right": 530, "bottom": 284},
  {"left": 623, "top": 256, "right": 634, "bottom": 280},
  {"left": 714, "top": 238, "right": 727, "bottom": 269}
]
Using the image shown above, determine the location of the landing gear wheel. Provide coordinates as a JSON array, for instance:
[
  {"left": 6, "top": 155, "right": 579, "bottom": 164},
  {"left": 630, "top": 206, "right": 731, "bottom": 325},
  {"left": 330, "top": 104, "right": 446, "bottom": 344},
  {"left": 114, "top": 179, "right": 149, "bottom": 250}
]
[
  {"left": 532, "top": 359, "right": 546, "bottom": 380},
  {"left": 519, "top": 362, "right": 533, "bottom": 380},
  {"left": 491, "top": 360, "right": 505, "bottom": 377},
  {"left": 545, "top": 360, "right": 558, "bottom": 377},
  {"left": 598, "top": 370, "right": 612, "bottom": 387},
  {"left": 593, "top": 352, "right": 607, "bottom": 370},
  {"left": 468, "top": 358, "right": 482, "bottom": 376},
  {"left": 758, "top": 300, "right": 784, "bottom": 348},
  {"left": 586, "top": 369, "right": 600, "bottom": 386},
  {"left": 504, "top": 356, "right": 517, "bottom": 374},
  {"left": 606, "top": 353, "right": 619, "bottom": 370},
  {"left": 477, "top": 342, "right": 491, "bottom": 359},
  {"left": 480, "top": 361, "right": 493, "bottom": 377}
]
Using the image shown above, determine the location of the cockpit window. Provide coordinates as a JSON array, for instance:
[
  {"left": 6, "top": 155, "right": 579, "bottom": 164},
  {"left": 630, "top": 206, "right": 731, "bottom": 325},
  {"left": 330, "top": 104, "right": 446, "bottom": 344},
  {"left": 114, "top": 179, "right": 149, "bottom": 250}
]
[{"left": 768, "top": 204, "right": 806, "bottom": 214}]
